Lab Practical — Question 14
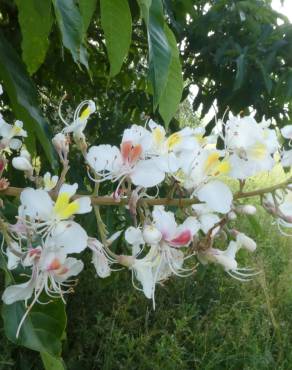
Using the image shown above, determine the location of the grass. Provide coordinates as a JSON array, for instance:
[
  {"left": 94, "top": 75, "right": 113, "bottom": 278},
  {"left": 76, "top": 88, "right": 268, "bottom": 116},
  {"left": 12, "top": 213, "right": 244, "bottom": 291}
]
[{"left": 1, "top": 167, "right": 292, "bottom": 369}]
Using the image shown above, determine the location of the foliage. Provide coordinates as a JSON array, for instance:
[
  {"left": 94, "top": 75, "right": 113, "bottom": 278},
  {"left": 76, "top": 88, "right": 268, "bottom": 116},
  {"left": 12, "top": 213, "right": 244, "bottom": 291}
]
[{"left": 165, "top": 0, "right": 292, "bottom": 129}]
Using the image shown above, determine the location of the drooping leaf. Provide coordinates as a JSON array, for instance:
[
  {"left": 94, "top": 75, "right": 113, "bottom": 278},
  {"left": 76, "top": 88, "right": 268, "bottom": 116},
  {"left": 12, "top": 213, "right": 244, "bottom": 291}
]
[
  {"left": 41, "top": 352, "right": 67, "bottom": 370},
  {"left": 0, "top": 248, "right": 14, "bottom": 285},
  {"left": 52, "top": 0, "right": 88, "bottom": 69},
  {"left": 159, "top": 25, "right": 183, "bottom": 127},
  {"left": 2, "top": 299, "right": 66, "bottom": 357},
  {"left": 79, "top": 0, "right": 97, "bottom": 35},
  {"left": 100, "top": 0, "right": 132, "bottom": 77},
  {"left": 256, "top": 60, "right": 273, "bottom": 94},
  {"left": 0, "top": 31, "right": 57, "bottom": 168},
  {"left": 15, "top": 0, "right": 53, "bottom": 75},
  {"left": 138, "top": 0, "right": 171, "bottom": 108},
  {"left": 233, "top": 53, "right": 246, "bottom": 91},
  {"left": 137, "top": 0, "right": 151, "bottom": 20}
]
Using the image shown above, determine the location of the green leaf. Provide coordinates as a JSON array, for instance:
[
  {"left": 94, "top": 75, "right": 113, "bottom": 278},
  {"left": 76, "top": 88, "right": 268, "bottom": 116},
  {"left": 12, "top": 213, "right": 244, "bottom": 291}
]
[
  {"left": 100, "top": 0, "right": 132, "bottom": 77},
  {"left": 159, "top": 25, "right": 183, "bottom": 127},
  {"left": 139, "top": 0, "right": 171, "bottom": 108},
  {"left": 233, "top": 54, "right": 246, "bottom": 91},
  {"left": 41, "top": 352, "right": 67, "bottom": 370},
  {"left": 0, "top": 249, "right": 14, "bottom": 285},
  {"left": 52, "top": 0, "right": 88, "bottom": 69},
  {"left": 256, "top": 60, "right": 273, "bottom": 94},
  {"left": 79, "top": 0, "right": 97, "bottom": 35},
  {"left": 0, "top": 32, "right": 57, "bottom": 168},
  {"left": 137, "top": 0, "right": 151, "bottom": 20},
  {"left": 15, "top": 0, "right": 53, "bottom": 75},
  {"left": 2, "top": 299, "right": 66, "bottom": 357}
]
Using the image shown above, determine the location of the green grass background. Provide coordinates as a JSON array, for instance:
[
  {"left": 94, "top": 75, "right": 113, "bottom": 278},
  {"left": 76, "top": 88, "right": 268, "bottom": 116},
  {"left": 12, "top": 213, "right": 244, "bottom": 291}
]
[{"left": 1, "top": 167, "right": 292, "bottom": 370}]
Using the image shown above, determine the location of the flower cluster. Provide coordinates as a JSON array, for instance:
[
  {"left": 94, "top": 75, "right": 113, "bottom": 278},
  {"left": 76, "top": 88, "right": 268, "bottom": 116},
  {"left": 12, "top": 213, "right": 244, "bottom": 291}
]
[{"left": 1, "top": 88, "right": 292, "bottom": 337}]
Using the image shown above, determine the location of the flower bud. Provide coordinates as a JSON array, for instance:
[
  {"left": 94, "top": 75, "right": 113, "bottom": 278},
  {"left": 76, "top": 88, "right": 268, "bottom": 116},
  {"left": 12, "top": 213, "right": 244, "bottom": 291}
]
[
  {"left": 19, "top": 148, "right": 31, "bottom": 162},
  {"left": 216, "top": 254, "right": 238, "bottom": 271},
  {"left": 228, "top": 211, "right": 237, "bottom": 220},
  {"left": 52, "top": 133, "right": 69, "bottom": 160},
  {"left": 236, "top": 205, "right": 257, "bottom": 215},
  {"left": 236, "top": 232, "right": 256, "bottom": 252},
  {"left": 142, "top": 225, "right": 162, "bottom": 245},
  {"left": 12, "top": 157, "right": 33, "bottom": 173}
]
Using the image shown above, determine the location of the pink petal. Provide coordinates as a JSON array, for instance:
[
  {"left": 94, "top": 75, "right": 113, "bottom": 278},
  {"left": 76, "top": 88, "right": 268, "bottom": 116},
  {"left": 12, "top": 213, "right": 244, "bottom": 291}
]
[{"left": 168, "top": 230, "right": 192, "bottom": 247}]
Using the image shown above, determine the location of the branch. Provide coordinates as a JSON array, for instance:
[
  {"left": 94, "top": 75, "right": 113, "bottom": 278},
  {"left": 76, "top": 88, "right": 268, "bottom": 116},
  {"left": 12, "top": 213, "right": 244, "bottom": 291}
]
[{"left": 1, "top": 176, "right": 292, "bottom": 207}]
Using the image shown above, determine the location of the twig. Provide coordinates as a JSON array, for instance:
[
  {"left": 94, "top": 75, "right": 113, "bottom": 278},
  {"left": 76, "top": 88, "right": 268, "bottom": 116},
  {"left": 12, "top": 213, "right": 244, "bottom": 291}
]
[{"left": 1, "top": 176, "right": 292, "bottom": 207}]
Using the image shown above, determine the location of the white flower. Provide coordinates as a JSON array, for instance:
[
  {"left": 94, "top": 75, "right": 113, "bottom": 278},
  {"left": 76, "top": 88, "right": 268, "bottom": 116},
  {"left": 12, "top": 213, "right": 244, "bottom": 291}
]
[
  {"left": 88, "top": 232, "right": 121, "bottom": 278},
  {"left": 61, "top": 100, "right": 96, "bottom": 136},
  {"left": 87, "top": 138, "right": 167, "bottom": 189},
  {"left": 281, "top": 149, "right": 292, "bottom": 168},
  {"left": 192, "top": 203, "right": 220, "bottom": 233},
  {"left": 43, "top": 172, "right": 58, "bottom": 191},
  {"left": 12, "top": 157, "right": 33, "bottom": 172},
  {"left": 0, "top": 84, "right": 3, "bottom": 95},
  {"left": 151, "top": 206, "right": 199, "bottom": 247},
  {"left": 131, "top": 245, "right": 185, "bottom": 305},
  {"left": 142, "top": 225, "right": 162, "bottom": 245},
  {"left": 18, "top": 183, "right": 91, "bottom": 253},
  {"left": 164, "top": 126, "right": 203, "bottom": 154},
  {"left": 236, "top": 204, "right": 257, "bottom": 215},
  {"left": 281, "top": 125, "right": 292, "bottom": 140},
  {"left": 196, "top": 180, "right": 233, "bottom": 214},
  {"left": 0, "top": 119, "right": 27, "bottom": 150},
  {"left": 125, "top": 226, "right": 145, "bottom": 255},
  {"left": 52, "top": 133, "right": 69, "bottom": 162},
  {"left": 2, "top": 244, "right": 83, "bottom": 337},
  {"left": 6, "top": 241, "right": 22, "bottom": 270},
  {"left": 123, "top": 207, "right": 199, "bottom": 305},
  {"left": 236, "top": 232, "right": 257, "bottom": 252},
  {"left": 12, "top": 148, "right": 33, "bottom": 177},
  {"left": 263, "top": 189, "right": 292, "bottom": 234},
  {"left": 224, "top": 115, "right": 278, "bottom": 179},
  {"left": 198, "top": 240, "right": 258, "bottom": 281}
]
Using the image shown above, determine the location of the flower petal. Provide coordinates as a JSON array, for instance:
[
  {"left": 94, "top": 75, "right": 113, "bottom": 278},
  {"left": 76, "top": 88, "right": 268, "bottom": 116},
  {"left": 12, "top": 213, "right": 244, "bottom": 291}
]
[
  {"left": 50, "top": 221, "right": 88, "bottom": 254},
  {"left": 92, "top": 250, "right": 111, "bottom": 278},
  {"left": 132, "top": 259, "right": 155, "bottom": 299},
  {"left": 87, "top": 145, "right": 122, "bottom": 173},
  {"left": 59, "top": 183, "right": 78, "bottom": 198},
  {"left": 130, "top": 159, "right": 165, "bottom": 187},
  {"left": 54, "top": 257, "right": 84, "bottom": 282},
  {"left": 152, "top": 206, "right": 177, "bottom": 239},
  {"left": 19, "top": 188, "right": 53, "bottom": 220},
  {"left": 75, "top": 196, "right": 92, "bottom": 214},
  {"left": 2, "top": 278, "right": 35, "bottom": 304},
  {"left": 281, "top": 125, "right": 292, "bottom": 139},
  {"left": 196, "top": 180, "right": 233, "bottom": 214}
]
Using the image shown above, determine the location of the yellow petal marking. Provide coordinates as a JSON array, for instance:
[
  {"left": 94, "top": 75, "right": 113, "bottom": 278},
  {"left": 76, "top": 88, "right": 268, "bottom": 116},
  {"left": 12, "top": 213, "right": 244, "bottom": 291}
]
[
  {"left": 204, "top": 152, "right": 220, "bottom": 174},
  {"left": 80, "top": 106, "right": 91, "bottom": 120},
  {"left": 153, "top": 127, "right": 165, "bottom": 146},
  {"left": 12, "top": 125, "right": 22, "bottom": 135},
  {"left": 205, "top": 152, "right": 230, "bottom": 176},
  {"left": 167, "top": 133, "right": 181, "bottom": 150},
  {"left": 250, "top": 142, "right": 267, "bottom": 160},
  {"left": 44, "top": 177, "right": 56, "bottom": 190},
  {"left": 216, "top": 160, "right": 230, "bottom": 175},
  {"left": 54, "top": 192, "right": 80, "bottom": 219},
  {"left": 194, "top": 134, "right": 205, "bottom": 145}
]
